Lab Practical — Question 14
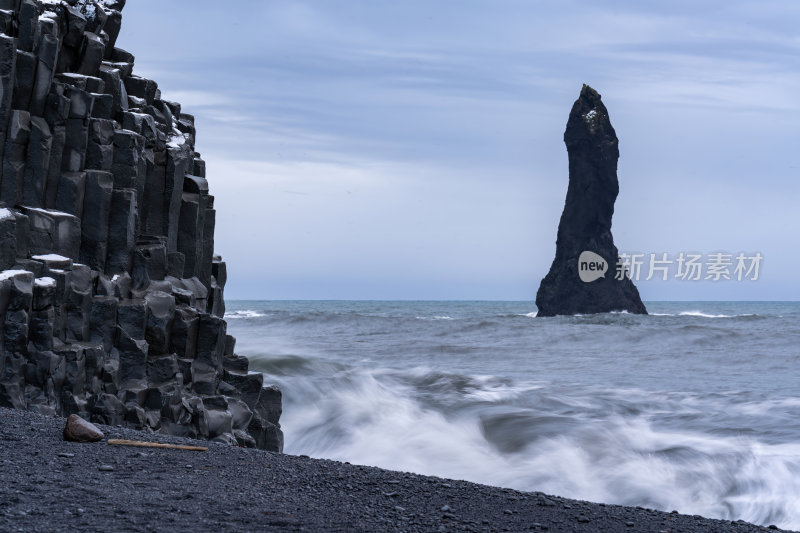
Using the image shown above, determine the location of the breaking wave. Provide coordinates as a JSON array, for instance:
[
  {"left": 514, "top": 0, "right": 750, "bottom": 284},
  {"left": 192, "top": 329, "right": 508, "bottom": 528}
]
[
  {"left": 228, "top": 300, "right": 800, "bottom": 529},
  {"left": 224, "top": 310, "right": 267, "bottom": 319}
]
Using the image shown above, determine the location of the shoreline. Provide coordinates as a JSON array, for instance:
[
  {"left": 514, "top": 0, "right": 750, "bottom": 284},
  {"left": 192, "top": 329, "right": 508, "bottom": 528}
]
[{"left": 0, "top": 407, "right": 789, "bottom": 532}]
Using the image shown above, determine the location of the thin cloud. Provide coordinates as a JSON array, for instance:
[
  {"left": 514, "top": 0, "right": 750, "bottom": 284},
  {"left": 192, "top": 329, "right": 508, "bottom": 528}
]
[{"left": 117, "top": 0, "right": 800, "bottom": 300}]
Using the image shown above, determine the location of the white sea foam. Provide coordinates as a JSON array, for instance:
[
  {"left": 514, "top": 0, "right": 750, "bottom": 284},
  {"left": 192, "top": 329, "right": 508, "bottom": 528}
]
[
  {"left": 463, "top": 381, "right": 537, "bottom": 402},
  {"left": 225, "top": 310, "right": 267, "bottom": 319},
  {"left": 733, "top": 397, "right": 800, "bottom": 416},
  {"left": 227, "top": 300, "right": 800, "bottom": 529},
  {"left": 650, "top": 311, "right": 757, "bottom": 318},
  {"left": 416, "top": 316, "right": 453, "bottom": 321},
  {"left": 276, "top": 367, "right": 800, "bottom": 530},
  {"left": 679, "top": 311, "right": 734, "bottom": 318}
]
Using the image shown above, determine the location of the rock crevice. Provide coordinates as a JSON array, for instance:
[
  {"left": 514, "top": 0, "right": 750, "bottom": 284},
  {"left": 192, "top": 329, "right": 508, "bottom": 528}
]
[{"left": 0, "top": 0, "right": 282, "bottom": 451}]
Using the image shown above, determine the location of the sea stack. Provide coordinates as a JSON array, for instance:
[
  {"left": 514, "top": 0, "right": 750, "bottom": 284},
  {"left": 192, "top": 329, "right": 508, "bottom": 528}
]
[
  {"left": 536, "top": 85, "right": 647, "bottom": 317},
  {"left": 0, "top": 0, "right": 282, "bottom": 451}
]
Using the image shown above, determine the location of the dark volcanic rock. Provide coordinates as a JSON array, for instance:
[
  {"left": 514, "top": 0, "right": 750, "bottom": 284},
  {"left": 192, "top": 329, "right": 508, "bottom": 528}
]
[
  {"left": 0, "top": 0, "right": 282, "bottom": 451},
  {"left": 63, "top": 413, "right": 104, "bottom": 442},
  {"left": 536, "top": 85, "right": 647, "bottom": 317}
]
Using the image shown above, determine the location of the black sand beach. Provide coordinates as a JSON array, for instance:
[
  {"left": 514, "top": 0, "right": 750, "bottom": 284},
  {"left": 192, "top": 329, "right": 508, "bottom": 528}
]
[{"left": 0, "top": 407, "right": 787, "bottom": 533}]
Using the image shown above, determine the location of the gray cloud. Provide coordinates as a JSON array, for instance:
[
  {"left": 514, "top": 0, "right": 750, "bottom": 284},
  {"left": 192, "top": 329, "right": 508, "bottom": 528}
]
[{"left": 118, "top": 0, "right": 799, "bottom": 300}]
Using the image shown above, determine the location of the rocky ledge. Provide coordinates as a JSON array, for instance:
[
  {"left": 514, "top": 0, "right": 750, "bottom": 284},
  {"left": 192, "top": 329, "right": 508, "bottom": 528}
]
[
  {"left": 0, "top": 0, "right": 282, "bottom": 450},
  {"left": 0, "top": 407, "right": 786, "bottom": 533}
]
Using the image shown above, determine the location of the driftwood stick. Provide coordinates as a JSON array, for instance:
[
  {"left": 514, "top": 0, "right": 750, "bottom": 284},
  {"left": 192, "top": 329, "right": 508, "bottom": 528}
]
[{"left": 107, "top": 439, "right": 208, "bottom": 452}]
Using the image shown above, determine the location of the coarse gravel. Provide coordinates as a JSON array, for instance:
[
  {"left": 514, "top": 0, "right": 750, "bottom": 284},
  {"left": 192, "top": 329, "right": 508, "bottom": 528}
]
[{"left": 0, "top": 407, "right": 791, "bottom": 533}]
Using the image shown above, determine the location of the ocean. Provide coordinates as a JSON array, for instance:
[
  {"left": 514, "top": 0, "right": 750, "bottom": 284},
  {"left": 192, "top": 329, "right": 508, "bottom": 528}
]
[{"left": 225, "top": 301, "right": 800, "bottom": 529}]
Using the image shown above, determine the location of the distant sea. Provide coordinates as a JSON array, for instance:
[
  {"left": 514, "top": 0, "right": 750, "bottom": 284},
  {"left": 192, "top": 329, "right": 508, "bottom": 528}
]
[{"left": 225, "top": 301, "right": 800, "bottom": 529}]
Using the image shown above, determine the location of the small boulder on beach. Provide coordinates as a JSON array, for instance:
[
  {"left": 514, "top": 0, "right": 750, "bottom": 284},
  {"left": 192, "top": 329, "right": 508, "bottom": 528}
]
[{"left": 63, "top": 414, "right": 104, "bottom": 442}]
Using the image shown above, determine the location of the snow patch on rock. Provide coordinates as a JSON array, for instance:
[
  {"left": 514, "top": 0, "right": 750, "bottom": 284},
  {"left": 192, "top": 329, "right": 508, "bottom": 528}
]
[
  {"left": 0, "top": 270, "right": 31, "bottom": 282},
  {"left": 32, "top": 253, "right": 70, "bottom": 262}
]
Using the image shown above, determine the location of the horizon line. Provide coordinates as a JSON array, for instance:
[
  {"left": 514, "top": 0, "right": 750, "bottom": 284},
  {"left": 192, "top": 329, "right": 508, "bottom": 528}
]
[{"left": 224, "top": 299, "right": 800, "bottom": 303}]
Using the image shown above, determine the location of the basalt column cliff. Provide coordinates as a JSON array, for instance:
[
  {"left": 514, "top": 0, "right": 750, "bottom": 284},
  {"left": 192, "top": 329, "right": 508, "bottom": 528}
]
[
  {"left": 536, "top": 85, "right": 647, "bottom": 317},
  {"left": 0, "top": 0, "right": 282, "bottom": 451}
]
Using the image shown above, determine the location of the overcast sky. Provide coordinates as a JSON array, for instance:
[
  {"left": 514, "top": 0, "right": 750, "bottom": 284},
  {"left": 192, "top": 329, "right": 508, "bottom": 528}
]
[{"left": 118, "top": 1, "right": 799, "bottom": 301}]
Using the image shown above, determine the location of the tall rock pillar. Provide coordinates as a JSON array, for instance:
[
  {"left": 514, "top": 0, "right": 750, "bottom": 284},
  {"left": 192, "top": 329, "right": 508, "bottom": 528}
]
[{"left": 536, "top": 85, "right": 647, "bottom": 317}]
